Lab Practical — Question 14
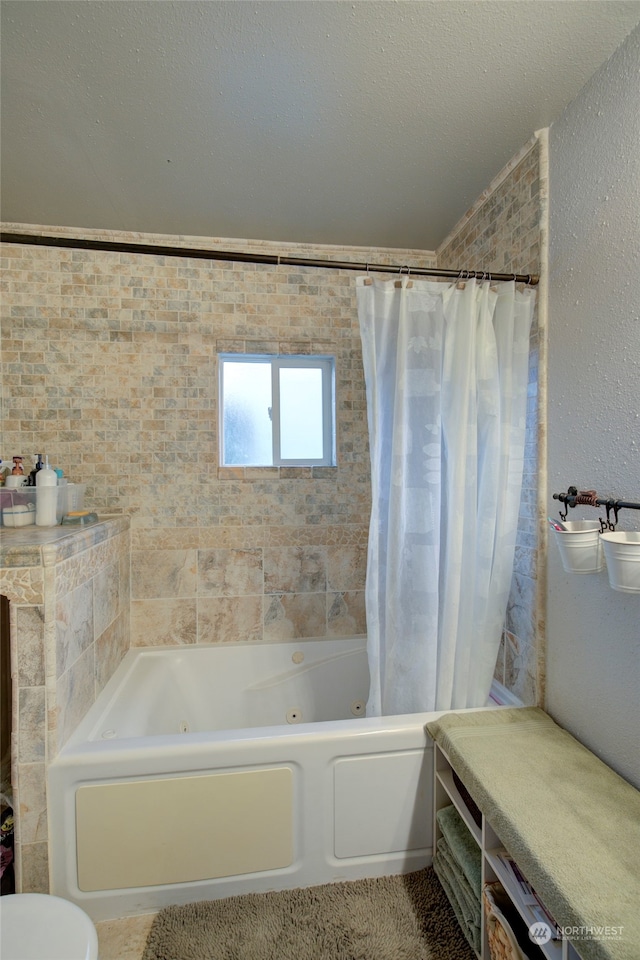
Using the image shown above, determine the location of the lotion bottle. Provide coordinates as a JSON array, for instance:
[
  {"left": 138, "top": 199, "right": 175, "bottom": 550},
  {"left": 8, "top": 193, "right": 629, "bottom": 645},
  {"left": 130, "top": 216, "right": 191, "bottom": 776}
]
[{"left": 35, "top": 456, "right": 58, "bottom": 526}]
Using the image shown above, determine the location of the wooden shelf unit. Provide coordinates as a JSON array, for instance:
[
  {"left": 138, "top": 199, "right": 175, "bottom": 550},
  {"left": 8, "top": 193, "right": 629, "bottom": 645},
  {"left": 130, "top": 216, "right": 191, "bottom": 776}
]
[{"left": 434, "top": 743, "right": 582, "bottom": 960}]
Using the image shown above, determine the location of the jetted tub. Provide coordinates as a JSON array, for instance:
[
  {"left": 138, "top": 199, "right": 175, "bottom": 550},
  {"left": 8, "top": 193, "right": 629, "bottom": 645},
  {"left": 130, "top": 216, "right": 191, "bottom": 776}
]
[{"left": 48, "top": 636, "right": 495, "bottom": 921}]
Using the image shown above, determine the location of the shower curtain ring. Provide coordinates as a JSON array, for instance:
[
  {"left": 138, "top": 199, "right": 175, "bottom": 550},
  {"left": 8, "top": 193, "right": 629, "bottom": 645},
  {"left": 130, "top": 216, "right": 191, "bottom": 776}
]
[{"left": 395, "top": 264, "right": 410, "bottom": 288}]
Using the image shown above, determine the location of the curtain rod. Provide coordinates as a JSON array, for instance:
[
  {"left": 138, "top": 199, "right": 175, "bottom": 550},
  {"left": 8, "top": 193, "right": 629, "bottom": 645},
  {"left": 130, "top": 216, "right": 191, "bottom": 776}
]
[{"left": 0, "top": 232, "right": 539, "bottom": 286}]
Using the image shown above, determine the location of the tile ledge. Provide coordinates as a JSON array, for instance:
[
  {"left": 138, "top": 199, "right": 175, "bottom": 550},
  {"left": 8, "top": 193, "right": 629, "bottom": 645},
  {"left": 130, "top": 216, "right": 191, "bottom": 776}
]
[{"left": 1, "top": 515, "right": 130, "bottom": 568}]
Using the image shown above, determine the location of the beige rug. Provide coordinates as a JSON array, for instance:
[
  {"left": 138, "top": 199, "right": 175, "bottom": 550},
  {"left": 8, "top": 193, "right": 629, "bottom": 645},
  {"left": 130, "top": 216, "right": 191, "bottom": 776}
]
[{"left": 142, "top": 867, "right": 476, "bottom": 960}]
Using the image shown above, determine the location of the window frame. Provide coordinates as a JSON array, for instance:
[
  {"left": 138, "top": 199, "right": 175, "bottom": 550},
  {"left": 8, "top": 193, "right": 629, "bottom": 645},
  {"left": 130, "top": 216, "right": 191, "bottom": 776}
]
[{"left": 218, "top": 353, "right": 336, "bottom": 468}]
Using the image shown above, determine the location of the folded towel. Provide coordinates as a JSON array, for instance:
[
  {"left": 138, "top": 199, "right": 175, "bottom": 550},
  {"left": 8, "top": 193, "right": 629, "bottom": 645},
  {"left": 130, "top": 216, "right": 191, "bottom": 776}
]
[
  {"left": 436, "top": 804, "right": 481, "bottom": 898},
  {"left": 433, "top": 853, "right": 481, "bottom": 954},
  {"left": 437, "top": 837, "right": 480, "bottom": 923}
]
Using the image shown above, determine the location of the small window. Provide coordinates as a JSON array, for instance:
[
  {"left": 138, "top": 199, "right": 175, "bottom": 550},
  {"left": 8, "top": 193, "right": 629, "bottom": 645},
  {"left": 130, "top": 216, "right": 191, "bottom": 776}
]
[{"left": 219, "top": 354, "right": 335, "bottom": 467}]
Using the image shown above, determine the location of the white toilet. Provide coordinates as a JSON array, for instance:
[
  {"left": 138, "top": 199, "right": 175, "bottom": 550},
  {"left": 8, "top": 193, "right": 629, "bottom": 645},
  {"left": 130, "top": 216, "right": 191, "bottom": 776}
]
[{"left": 0, "top": 893, "right": 99, "bottom": 959}]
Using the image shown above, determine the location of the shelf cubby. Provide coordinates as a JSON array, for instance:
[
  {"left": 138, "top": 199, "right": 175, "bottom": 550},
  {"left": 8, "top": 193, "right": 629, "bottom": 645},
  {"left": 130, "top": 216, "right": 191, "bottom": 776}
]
[{"left": 433, "top": 743, "right": 583, "bottom": 960}]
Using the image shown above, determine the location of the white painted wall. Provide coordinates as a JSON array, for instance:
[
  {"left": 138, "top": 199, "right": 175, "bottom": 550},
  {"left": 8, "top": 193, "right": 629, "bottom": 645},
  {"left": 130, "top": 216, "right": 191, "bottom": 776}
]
[{"left": 547, "top": 25, "right": 640, "bottom": 787}]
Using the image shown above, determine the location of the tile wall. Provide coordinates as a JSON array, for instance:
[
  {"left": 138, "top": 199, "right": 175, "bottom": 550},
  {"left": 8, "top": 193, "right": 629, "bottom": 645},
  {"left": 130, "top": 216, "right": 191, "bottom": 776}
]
[
  {"left": 0, "top": 518, "right": 130, "bottom": 892},
  {"left": 437, "top": 134, "right": 545, "bottom": 704},
  {"left": 1, "top": 230, "right": 437, "bottom": 647}
]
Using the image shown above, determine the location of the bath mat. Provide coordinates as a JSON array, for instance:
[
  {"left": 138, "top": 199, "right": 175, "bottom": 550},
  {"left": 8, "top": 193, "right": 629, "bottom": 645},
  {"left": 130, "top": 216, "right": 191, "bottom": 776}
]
[{"left": 142, "top": 867, "right": 475, "bottom": 960}]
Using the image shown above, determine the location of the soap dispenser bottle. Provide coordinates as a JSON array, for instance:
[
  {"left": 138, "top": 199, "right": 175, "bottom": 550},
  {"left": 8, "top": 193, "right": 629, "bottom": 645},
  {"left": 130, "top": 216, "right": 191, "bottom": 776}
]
[{"left": 35, "top": 456, "right": 58, "bottom": 526}]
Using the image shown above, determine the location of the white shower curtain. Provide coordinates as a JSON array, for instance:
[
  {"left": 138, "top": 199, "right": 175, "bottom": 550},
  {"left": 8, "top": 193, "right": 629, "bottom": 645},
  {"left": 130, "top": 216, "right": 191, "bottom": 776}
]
[{"left": 357, "top": 277, "right": 535, "bottom": 715}]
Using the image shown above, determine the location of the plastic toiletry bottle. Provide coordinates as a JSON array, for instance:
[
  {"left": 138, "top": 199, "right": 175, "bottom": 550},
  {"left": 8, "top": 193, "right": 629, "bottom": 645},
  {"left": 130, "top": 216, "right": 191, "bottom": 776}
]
[
  {"left": 28, "top": 454, "right": 44, "bottom": 487},
  {"left": 53, "top": 468, "right": 66, "bottom": 521},
  {"left": 35, "top": 456, "right": 59, "bottom": 526}
]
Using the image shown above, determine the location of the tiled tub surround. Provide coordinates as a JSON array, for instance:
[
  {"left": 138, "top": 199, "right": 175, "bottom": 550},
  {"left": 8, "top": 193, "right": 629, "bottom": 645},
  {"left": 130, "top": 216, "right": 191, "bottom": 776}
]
[
  {"left": 1, "top": 228, "right": 436, "bottom": 652},
  {"left": 1, "top": 204, "right": 542, "bottom": 677},
  {"left": 437, "top": 134, "right": 545, "bottom": 706},
  {"left": 0, "top": 517, "right": 130, "bottom": 892},
  {"left": 131, "top": 537, "right": 367, "bottom": 646}
]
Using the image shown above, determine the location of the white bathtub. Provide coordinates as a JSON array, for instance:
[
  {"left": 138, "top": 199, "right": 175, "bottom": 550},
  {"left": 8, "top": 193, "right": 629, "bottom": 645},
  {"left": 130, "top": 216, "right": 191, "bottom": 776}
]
[{"left": 48, "top": 636, "right": 498, "bottom": 921}]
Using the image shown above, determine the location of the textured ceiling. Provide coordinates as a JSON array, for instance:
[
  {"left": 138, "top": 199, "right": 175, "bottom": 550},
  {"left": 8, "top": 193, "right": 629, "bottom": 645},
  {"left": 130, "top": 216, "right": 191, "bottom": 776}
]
[{"left": 2, "top": 1, "right": 640, "bottom": 251}]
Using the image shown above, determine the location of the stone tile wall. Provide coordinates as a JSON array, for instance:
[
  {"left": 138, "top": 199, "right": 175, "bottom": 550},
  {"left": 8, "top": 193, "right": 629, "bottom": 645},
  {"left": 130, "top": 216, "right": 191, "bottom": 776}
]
[
  {"left": 0, "top": 518, "right": 130, "bottom": 893},
  {"left": 437, "top": 134, "right": 545, "bottom": 705},
  {"left": 2, "top": 166, "right": 544, "bottom": 667},
  {"left": 1, "top": 228, "right": 436, "bottom": 646},
  {"left": 52, "top": 522, "right": 130, "bottom": 747},
  {"left": 130, "top": 541, "right": 367, "bottom": 646}
]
